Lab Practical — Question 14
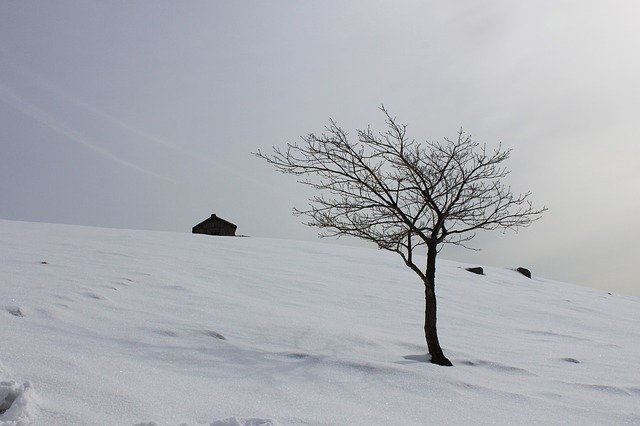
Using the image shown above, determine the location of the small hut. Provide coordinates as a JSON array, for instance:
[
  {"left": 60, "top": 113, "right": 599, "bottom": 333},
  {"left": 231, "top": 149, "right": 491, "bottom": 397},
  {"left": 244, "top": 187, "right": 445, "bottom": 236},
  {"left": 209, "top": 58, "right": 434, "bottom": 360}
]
[{"left": 192, "top": 214, "right": 237, "bottom": 236}]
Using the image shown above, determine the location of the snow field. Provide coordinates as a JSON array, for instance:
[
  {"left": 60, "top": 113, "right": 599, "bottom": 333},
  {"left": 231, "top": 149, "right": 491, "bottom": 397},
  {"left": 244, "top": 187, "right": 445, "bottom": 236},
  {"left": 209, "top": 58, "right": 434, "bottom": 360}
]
[{"left": 0, "top": 219, "right": 639, "bottom": 425}]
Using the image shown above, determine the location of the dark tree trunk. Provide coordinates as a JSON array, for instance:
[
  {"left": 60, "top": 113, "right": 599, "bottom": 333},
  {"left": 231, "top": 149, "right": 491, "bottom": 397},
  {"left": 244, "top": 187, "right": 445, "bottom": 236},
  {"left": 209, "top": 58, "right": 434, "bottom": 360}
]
[{"left": 424, "top": 242, "right": 452, "bottom": 366}]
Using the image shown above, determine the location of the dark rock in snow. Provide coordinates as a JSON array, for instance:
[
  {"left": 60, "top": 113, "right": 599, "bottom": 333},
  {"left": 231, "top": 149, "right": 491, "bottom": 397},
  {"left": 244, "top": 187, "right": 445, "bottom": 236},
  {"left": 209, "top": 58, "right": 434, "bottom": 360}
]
[
  {"left": 465, "top": 267, "right": 484, "bottom": 275},
  {"left": 516, "top": 267, "right": 532, "bottom": 279}
]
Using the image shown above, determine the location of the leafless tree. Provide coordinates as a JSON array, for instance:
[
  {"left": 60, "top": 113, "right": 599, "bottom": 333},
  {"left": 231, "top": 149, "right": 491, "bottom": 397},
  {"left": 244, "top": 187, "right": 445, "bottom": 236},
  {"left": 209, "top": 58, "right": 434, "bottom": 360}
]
[{"left": 254, "top": 106, "right": 546, "bottom": 366}]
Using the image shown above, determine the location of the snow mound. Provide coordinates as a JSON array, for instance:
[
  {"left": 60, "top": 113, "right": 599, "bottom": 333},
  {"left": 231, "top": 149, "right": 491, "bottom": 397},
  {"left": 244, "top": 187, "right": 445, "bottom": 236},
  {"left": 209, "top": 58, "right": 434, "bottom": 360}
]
[{"left": 0, "top": 381, "right": 37, "bottom": 426}]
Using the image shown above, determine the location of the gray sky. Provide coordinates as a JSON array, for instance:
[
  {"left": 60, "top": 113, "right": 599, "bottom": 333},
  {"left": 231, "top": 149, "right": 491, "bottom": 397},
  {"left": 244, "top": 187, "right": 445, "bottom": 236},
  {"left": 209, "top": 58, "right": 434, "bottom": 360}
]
[{"left": 1, "top": 1, "right": 639, "bottom": 296}]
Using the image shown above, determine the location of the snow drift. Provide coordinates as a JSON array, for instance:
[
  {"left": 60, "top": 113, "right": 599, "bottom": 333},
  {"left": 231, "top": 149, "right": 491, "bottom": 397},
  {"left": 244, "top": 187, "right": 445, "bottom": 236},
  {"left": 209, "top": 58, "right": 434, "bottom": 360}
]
[{"left": 0, "top": 219, "right": 638, "bottom": 425}]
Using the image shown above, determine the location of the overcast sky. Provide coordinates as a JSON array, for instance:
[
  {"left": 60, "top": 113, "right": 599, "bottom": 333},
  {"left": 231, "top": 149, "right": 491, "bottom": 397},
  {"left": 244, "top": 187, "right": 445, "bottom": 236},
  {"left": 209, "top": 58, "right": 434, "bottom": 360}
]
[{"left": 1, "top": 1, "right": 639, "bottom": 296}]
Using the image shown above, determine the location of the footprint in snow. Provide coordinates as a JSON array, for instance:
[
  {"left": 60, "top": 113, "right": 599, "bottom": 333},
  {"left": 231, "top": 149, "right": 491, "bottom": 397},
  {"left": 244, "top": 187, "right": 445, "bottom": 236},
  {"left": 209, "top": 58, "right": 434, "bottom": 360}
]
[
  {"left": 154, "top": 329, "right": 179, "bottom": 337},
  {"left": 134, "top": 419, "right": 276, "bottom": 426},
  {"left": 284, "top": 352, "right": 310, "bottom": 359},
  {"left": 568, "top": 382, "right": 638, "bottom": 396},
  {"left": 113, "top": 278, "right": 134, "bottom": 287},
  {"left": 459, "top": 359, "right": 534, "bottom": 376},
  {"left": 203, "top": 330, "right": 226, "bottom": 340},
  {"left": 210, "top": 417, "right": 277, "bottom": 426},
  {"left": 6, "top": 306, "right": 25, "bottom": 317},
  {"left": 161, "top": 284, "right": 188, "bottom": 292},
  {"left": 82, "top": 292, "right": 105, "bottom": 300},
  {"left": 0, "top": 380, "right": 34, "bottom": 420}
]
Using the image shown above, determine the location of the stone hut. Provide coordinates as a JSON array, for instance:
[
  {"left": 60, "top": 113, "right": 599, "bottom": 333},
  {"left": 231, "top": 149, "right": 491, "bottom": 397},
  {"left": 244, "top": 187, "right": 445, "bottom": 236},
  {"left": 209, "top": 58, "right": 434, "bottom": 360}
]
[{"left": 192, "top": 214, "right": 237, "bottom": 236}]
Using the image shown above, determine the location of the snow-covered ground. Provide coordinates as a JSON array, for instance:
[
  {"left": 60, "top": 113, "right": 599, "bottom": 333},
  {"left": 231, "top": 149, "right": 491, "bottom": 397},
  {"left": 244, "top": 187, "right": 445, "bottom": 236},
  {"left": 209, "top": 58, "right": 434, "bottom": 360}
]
[{"left": 1, "top": 219, "right": 638, "bottom": 425}]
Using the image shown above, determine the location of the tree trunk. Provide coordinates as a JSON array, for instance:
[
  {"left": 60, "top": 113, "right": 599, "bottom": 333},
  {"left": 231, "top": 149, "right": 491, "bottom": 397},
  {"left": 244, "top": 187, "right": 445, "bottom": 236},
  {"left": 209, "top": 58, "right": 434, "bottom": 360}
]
[{"left": 424, "top": 242, "right": 452, "bottom": 366}]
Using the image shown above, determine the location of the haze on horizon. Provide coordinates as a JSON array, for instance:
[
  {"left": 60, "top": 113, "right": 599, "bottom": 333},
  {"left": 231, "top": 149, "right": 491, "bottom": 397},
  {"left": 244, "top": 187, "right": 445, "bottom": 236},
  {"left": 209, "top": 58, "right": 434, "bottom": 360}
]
[{"left": 1, "top": 1, "right": 639, "bottom": 296}]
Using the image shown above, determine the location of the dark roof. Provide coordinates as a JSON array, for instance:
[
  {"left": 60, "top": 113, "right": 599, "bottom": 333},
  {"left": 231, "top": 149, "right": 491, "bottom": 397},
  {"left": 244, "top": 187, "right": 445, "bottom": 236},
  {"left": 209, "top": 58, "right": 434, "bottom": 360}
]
[{"left": 194, "top": 214, "right": 236, "bottom": 229}]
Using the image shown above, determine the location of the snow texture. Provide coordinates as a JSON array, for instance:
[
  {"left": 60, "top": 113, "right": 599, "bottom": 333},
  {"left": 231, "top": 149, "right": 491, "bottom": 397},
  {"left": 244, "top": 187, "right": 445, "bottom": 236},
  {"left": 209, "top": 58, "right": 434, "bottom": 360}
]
[{"left": 0, "top": 219, "right": 638, "bottom": 425}]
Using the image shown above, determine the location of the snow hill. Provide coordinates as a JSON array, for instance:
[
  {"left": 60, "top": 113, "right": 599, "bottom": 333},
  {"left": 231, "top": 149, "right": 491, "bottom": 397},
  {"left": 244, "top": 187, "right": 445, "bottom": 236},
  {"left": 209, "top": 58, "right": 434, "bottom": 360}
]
[{"left": 1, "top": 219, "right": 639, "bottom": 425}]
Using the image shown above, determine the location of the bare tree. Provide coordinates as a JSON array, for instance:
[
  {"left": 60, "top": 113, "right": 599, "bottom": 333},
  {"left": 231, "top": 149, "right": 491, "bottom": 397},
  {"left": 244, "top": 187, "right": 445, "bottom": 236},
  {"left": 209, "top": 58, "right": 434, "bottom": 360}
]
[{"left": 254, "top": 106, "right": 546, "bottom": 366}]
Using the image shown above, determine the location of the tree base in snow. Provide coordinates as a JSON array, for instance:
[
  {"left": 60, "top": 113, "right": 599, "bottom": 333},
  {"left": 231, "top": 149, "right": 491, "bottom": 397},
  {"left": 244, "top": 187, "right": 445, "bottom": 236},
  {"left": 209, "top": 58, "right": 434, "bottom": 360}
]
[{"left": 430, "top": 355, "right": 453, "bottom": 366}]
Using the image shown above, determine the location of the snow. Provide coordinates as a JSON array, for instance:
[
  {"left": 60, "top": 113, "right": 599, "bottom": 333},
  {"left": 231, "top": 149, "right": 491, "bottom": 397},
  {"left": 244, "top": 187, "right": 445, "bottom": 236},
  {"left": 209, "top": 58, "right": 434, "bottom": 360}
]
[{"left": 0, "top": 219, "right": 638, "bottom": 425}]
